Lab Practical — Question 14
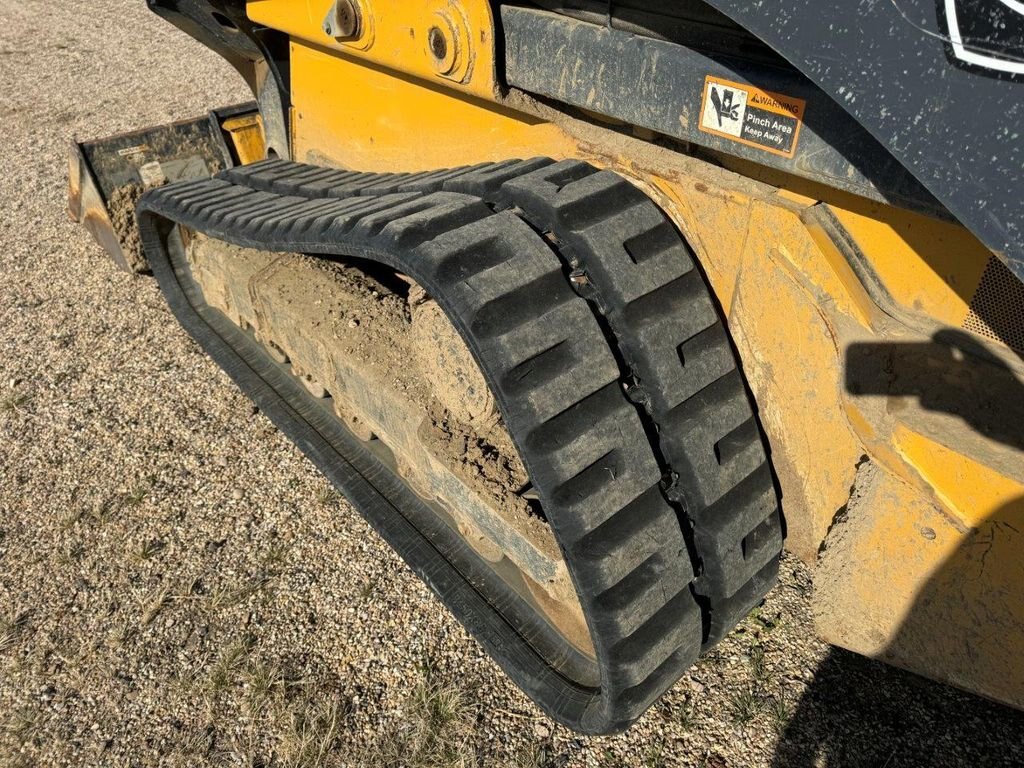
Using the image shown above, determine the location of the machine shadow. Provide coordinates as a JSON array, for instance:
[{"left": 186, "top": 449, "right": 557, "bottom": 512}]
[
  {"left": 771, "top": 329, "right": 1024, "bottom": 767},
  {"left": 772, "top": 496, "right": 1024, "bottom": 767},
  {"left": 771, "top": 635, "right": 1024, "bottom": 767},
  {"left": 844, "top": 328, "right": 1024, "bottom": 452}
]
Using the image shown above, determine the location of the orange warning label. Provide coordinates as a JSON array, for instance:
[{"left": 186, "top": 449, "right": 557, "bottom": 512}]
[{"left": 698, "top": 76, "right": 806, "bottom": 158}]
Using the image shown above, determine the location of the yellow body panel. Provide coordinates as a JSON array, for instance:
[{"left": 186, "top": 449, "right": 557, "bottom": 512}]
[
  {"left": 815, "top": 462, "right": 1024, "bottom": 708},
  {"left": 725, "top": 202, "right": 868, "bottom": 560},
  {"left": 828, "top": 203, "right": 994, "bottom": 327},
  {"left": 249, "top": 0, "right": 499, "bottom": 99},
  {"left": 286, "top": 40, "right": 577, "bottom": 171},
  {"left": 895, "top": 428, "right": 1024, "bottom": 529},
  {"left": 243, "top": 0, "right": 1024, "bottom": 710}
]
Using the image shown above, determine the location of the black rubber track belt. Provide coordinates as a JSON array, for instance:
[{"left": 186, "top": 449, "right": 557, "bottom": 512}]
[
  {"left": 137, "top": 180, "right": 708, "bottom": 734},
  {"left": 220, "top": 158, "right": 784, "bottom": 646}
]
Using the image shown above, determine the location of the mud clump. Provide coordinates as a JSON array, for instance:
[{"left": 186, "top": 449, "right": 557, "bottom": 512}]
[
  {"left": 257, "top": 253, "right": 427, "bottom": 402},
  {"left": 107, "top": 183, "right": 148, "bottom": 273},
  {"left": 408, "top": 287, "right": 498, "bottom": 427},
  {"left": 108, "top": 179, "right": 168, "bottom": 274},
  {"left": 419, "top": 401, "right": 559, "bottom": 559},
  {"left": 420, "top": 401, "right": 532, "bottom": 512},
  {"left": 287, "top": 258, "right": 535, "bottom": 527}
]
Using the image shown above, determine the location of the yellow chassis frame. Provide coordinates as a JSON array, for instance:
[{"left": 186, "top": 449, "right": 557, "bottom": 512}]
[{"left": 245, "top": 0, "right": 1024, "bottom": 710}]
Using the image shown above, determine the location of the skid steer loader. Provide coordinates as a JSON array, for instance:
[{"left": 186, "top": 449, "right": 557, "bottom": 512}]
[{"left": 69, "top": 0, "right": 1024, "bottom": 734}]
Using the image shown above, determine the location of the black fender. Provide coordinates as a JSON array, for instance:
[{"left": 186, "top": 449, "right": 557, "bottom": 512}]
[{"left": 704, "top": 0, "right": 1024, "bottom": 279}]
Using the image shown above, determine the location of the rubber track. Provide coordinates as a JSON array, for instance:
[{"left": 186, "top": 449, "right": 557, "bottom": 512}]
[
  {"left": 137, "top": 178, "right": 705, "bottom": 734},
  {"left": 223, "top": 158, "right": 784, "bottom": 646}
]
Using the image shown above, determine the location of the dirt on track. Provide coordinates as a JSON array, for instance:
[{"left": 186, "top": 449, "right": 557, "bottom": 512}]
[
  {"left": 186, "top": 235, "right": 535, "bottom": 527},
  {"left": 2, "top": 2, "right": 1024, "bottom": 767}
]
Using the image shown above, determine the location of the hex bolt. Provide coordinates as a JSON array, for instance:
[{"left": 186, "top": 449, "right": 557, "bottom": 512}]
[{"left": 322, "top": 0, "right": 361, "bottom": 40}]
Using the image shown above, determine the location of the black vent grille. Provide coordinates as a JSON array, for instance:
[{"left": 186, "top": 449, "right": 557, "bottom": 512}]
[{"left": 962, "top": 257, "right": 1024, "bottom": 354}]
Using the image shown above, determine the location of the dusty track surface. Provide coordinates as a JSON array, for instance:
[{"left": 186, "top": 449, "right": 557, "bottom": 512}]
[{"left": 1, "top": 2, "right": 1024, "bottom": 766}]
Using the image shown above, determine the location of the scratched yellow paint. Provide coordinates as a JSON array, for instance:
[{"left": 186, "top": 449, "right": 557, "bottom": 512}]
[
  {"left": 895, "top": 427, "right": 1024, "bottom": 529},
  {"left": 286, "top": 41, "right": 576, "bottom": 172},
  {"left": 815, "top": 464, "right": 1024, "bottom": 709},
  {"left": 725, "top": 202, "right": 866, "bottom": 561},
  {"left": 828, "top": 203, "right": 994, "bottom": 324}
]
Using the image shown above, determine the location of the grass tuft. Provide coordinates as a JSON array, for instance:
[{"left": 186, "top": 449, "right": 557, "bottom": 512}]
[
  {"left": 136, "top": 539, "right": 165, "bottom": 561},
  {"left": 364, "top": 660, "right": 475, "bottom": 768},
  {"left": 676, "top": 697, "right": 697, "bottom": 731},
  {"left": 315, "top": 486, "right": 337, "bottom": 506},
  {"left": 89, "top": 496, "right": 119, "bottom": 525},
  {"left": 729, "top": 686, "right": 763, "bottom": 725},
  {"left": 746, "top": 605, "right": 781, "bottom": 632},
  {"left": 506, "top": 741, "right": 554, "bottom": 768},
  {"left": 111, "top": 620, "right": 137, "bottom": 648},
  {"left": 123, "top": 483, "right": 149, "bottom": 507},
  {"left": 767, "top": 687, "right": 792, "bottom": 734},
  {"left": 206, "top": 575, "right": 275, "bottom": 612},
  {"left": 278, "top": 695, "right": 347, "bottom": 768},
  {"left": 3, "top": 705, "right": 43, "bottom": 742},
  {"left": 206, "top": 636, "right": 254, "bottom": 696},
  {"left": 358, "top": 576, "right": 380, "bottom": 600},
  {"left": 0, "top": 611, "right": 31, "bottom": 653},
  {"left": 655, "top": 695, "right": 696, "bottom": 731},
  {"left": 1, "top": 391, "right": 32, "bottom": 413},
  {"left": 140, "top": 585, "right": 172, "bottom": 626},
  {"left": 749, "top": 643, "right": 768, "bottom": 682},
  {"left": 244, "top": 660, "right": 283, "bottom": 720},
  {"left": 263, "top": 542, "right": 289, "bottom": 573},
  {"left": 643, "top": 735, "right": 669, "bottom": 768}
]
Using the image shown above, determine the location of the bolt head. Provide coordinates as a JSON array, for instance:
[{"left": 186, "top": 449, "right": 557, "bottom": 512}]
[{"left": 324, "top": 0, "right": 360, "bottom": 40}]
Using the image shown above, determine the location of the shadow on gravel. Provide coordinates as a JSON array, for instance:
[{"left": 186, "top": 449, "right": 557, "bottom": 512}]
[{"left": 772, "top": 645, "right": 1024, "bottom": 768}]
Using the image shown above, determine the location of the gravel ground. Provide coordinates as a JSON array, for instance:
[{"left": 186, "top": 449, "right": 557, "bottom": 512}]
[{"left": 2, "top": 2, "right": 1024, "bottom": 766}]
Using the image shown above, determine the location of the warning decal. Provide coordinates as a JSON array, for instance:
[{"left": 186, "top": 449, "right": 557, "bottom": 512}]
[{"left": 698, "top": 76, "right": 806, "bottom": 158}]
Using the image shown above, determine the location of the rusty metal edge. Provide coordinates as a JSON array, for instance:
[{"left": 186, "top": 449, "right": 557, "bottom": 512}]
[{"left": 68, "top": 138, "right": 132, "bottom": 272}]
